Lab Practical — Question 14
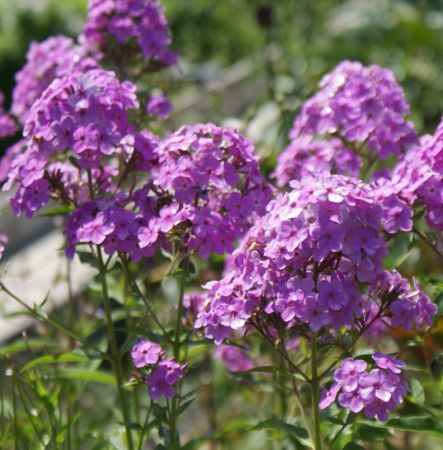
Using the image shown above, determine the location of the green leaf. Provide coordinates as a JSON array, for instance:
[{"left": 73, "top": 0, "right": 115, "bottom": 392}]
[
  {"left": 0, "top": 338, "right": 59, "bottom": 356},
  {"left": 354, "top": 421, "right": 391, "bottom": 442},
  {"left": 386, "top": 416, "right": 443, "bottom": 437},
  {"left": 176, "top": 398, "right": 195, "bottom": 416},
  {"left": 409, "top": 378, "right": 425, "bottom": 405},
  {"left": 343, "top": 443, "right": 365, "bottom": 450},
  {"left": 56, "top": 368, "right": 116, "bottom": 386},
  {"left": 384, "top": 232, "right": 413, "bottom": 270},
  {"left": 21, "top": 352, "right": 89, "bottom": 372},
  {"left": 77, "top": 251, "right": 97, "bottom": 267},
  {"left": 249, "top": 418, "right": 308, "bottom": 439}
]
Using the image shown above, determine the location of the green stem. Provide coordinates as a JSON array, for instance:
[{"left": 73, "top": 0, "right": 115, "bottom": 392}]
[
  {"left": 169, "top": 257, "right": 188, "bottom": 449},
  {"left": 96, "top": 246, "right": 134, "bottom": 450},
  {"left": 311, "top": 333, "right": 322, "bottom": 450}
]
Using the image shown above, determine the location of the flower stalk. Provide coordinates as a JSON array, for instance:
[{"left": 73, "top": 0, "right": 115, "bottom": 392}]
[{"left": 97, "top": 245, "right": 134, "bottom": 450}]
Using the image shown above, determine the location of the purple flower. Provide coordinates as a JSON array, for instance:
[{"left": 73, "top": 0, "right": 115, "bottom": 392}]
[
  {"left": 214, "top": 345, "right": 255, "bottom": 372},
  {"left": 11, "top": 36, "right": 98, "bottom": 125},
  {"left": 196, "top": 172, "right": 389, "bottom": 340},
  {"left": 146, "top": 94, "right": 173, "bottom": 119},
  {"left": 291, "top": 61, "right": 417, "bottom": 160},
  {"left": 146, "top": 359, "right": 185, "bottom": 400},
  {"left": 359, "top": 369, "right": 395, "bottom": 402},
  {"left": 319, "top": 382, "right": 341, "bottom": 410},
  {"left": 81, "top": 0, "right": 178, "bottom": 68},
  {"left": 131, "top": 340, "right": 163, "bottom": 367},
  {"left": 77, "top": 213, "right": 115, "bottom": 245},
  {"left": 317, "top": 279, "right": 348, "bottom": 311},
  {"left": 4, "top": 69, "right": 140, "bottom": 221},
  {"left": 372, "top": 353, "right": 405, "bottom": 374},
  {"left": 274, "top": 136, "right": 361, "bottom": 187},
  {"left": 324, "top": 355, "right": 408, "bottom": 422},
  {"left": 338, "top": 390, "right": 364, "bottom": 413},
  {"left": 143, "top": 123, "right": 272, "bottom": 259},
  {"left": 334, "top": 358, "right": 367, "bottom": 392}
]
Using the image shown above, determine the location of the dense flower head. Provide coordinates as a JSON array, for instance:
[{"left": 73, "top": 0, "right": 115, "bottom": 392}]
[
  {"left": 3, "top": 69, "right": 142, "bottom": 218},
  {"left": 274, "top": 136, "right": 361, "bottom": 187},
  {"left": 373, "top": 270, "right": 437, "bottom": 331},
  {"left": 81, "top": 0, "right": 177, "bottom": 68},
  {"left": 214, "top": 345, "right": 255, "bottom": 372},
  {"left": 195, "top": 172, "right": 436, "bottom": 343},
  {"left": 131, "top": 338, "right": 185, "bottom": 400},
  {"left": 320, "top": 354, "right": 408, "bottom": 422},
  {"left": 64, "top": 192, "right": 160, "bottom": 260},
  {"left": 196, "top": 173, "right": 388, "bottom": 342},
  {"left": 291, "top": 61, "right": 417, "bottom": 160},
  {"left": 137, "top": 123, "right": 273, "bottom": 259},
  {"left": 11, "top": 36, "right": 99, "bottom": 125},
  {"left": 0, "top": 91, "right": 17, "bottom": 138},
  {"left": 375, "top": 119, "right": 443, "bottom": 232}
]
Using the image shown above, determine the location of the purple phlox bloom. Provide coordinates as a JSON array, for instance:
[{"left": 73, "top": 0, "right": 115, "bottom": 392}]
[{"left": 131, "top": 339, "right": 163, "bottom": 367}]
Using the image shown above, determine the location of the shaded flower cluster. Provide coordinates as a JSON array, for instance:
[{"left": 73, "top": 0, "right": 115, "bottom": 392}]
[
  {"left": 138, "top": 123, "right": 273, "bottom": 259},
  {"left": 275, "top": 61, "right": 417, "bottom": 188},
  {"left": 273, "top": 136, "right": 360, "bottom": 187},
  {"left": 81, "top": 0, "right": 177, "bottom": 68},
  {"left": 373, "top": 120, "right": 443, "bottom": 232},
  {"left": 292, "top": 61, "right": 417, "bottom": 158},
  {"left": 214, "top": 345, "right": 255, "bottom": 372},
  {"left": 319, "top": 354, "right": 408, "bottom": 422},
  {"left": 374, "top": 270, "right": 436, "bottom": 330},
  {"left": 195, "top": 173, "right": 435, "bottom": 343},
  {"left": 11, "top": 36, "right": 98, "bottom": 125},
  {"left": 0, "top": 91, "right": 17, "bottom": 138},
  {"left": 3, "top": 69, "right": 140, "bottom": 218},
  {"left": 131, "top": 339, "right": 185, "bottom": 400},
  {"left": 146, "top": 94, "right": 173, "bottom": 120}
]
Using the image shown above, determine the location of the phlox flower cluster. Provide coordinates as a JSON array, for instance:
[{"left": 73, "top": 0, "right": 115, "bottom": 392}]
[
  {"left": 319, "top": 354, "right": 408, "bottom": 422},
  {"left": 81, "top": 0, "right": 177, "bottom": 67},
  {"left": 10, "top": 36, "right": 99, "bottom": 125},
  {"left": 3, "top": 69, "right": 141, "bottom": 218},
  {"left": 0, "top": 91, "right": 17, "bottom": 138},
  {"left": 373, "top": 270, "right": 436, "bottom": 331},
  {"left": 275, "top": 61, "right": 417, "bottom": 187},
  {"left": 195, "top": 173, "right": 436, "bottom": 344},
  {"left": 273, "top": 136, "right": 360, "bottom": 187},
  {"left": 138, "top": 123, "right": 273, "bottom": 259},
  {"left": 373, "top": 119, "right": 443, "bottom": 231},
  {"left": 131, "top": 339, "right": 185, "bottom": 400}
]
